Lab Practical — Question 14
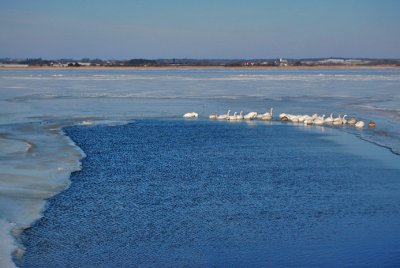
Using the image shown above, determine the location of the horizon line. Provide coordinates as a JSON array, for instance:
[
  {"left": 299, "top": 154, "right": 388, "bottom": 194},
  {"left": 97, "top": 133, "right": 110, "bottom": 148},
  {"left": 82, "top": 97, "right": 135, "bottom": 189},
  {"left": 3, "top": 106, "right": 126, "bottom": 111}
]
[{"left": 2, "top": 57, "right": 400, "bottom": 61}]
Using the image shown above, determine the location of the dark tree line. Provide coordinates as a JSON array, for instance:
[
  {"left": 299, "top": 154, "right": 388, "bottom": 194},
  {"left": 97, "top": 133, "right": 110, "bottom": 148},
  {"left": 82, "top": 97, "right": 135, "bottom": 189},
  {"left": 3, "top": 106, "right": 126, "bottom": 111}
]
[{"left": 124, "top": 59, "right": 157, "bottom": 66}]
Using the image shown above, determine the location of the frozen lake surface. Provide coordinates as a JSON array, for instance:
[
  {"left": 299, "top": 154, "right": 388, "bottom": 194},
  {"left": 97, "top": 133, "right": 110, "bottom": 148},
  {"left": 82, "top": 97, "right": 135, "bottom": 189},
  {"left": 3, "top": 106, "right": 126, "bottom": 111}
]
[{"left": 0, "top": 67, "right": 399, "bottom": 267}]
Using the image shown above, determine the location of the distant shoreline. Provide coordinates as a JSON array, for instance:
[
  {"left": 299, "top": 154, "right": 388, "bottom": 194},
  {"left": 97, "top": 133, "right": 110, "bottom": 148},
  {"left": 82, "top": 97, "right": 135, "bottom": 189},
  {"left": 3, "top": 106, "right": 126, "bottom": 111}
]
[{"left": 1, "top": 65, "right": 399, "bottom": 69}]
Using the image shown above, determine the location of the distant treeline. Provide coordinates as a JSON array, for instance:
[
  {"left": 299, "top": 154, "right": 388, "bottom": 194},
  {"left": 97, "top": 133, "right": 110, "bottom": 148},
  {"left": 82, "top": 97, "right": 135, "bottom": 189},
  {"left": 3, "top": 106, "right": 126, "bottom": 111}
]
[
  {"left": 125, "top": 59, "right": 157, "bottom": 66},
  {"left": 19, "top": 58, "right": 52, "bottom": 65},
  {"left": 1, "top": 57, "right": 399, "bottom": 67}
]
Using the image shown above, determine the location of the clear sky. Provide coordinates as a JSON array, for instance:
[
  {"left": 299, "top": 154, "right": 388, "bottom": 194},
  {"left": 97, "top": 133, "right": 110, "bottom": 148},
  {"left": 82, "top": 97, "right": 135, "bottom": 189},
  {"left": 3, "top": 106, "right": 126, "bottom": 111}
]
[{"left": 0, "top": 0, "right": 399, "bottom": 59}]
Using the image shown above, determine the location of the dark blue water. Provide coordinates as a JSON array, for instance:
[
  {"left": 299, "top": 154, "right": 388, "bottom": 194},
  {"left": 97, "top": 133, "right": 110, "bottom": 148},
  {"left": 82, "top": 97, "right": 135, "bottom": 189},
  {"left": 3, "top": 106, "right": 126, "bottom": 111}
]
[{"left": 20, "top": 120, "right": 400, "bottom": 267}]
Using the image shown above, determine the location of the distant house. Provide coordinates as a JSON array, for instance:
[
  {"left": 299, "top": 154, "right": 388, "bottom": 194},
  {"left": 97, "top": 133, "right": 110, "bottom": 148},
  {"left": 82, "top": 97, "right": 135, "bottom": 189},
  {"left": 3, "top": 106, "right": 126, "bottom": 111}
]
[{"left": 275, "top": 58, "right": 288, "bottom": 66}]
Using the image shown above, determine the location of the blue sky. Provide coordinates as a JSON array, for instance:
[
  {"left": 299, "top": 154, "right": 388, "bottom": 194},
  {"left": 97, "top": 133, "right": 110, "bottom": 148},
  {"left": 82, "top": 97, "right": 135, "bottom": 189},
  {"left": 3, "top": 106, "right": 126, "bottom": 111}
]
[{"left": 0, "top": 0, "right": 399, "bottom": 59}]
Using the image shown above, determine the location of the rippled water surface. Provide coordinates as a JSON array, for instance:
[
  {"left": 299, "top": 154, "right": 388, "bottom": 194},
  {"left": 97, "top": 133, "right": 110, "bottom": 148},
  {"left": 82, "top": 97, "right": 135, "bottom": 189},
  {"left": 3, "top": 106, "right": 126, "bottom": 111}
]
[{"left": 20, "top": 120, "right": 400, "bottom": 267}]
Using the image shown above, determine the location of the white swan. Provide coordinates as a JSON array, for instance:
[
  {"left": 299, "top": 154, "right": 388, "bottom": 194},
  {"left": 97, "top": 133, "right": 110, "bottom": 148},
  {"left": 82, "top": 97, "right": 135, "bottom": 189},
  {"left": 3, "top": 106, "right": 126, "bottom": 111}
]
[
  {"left": 244, "top": 112, "right": 257, "bottom": 120},
  {"left": 262, "top": 107, "right": 274, "bottom": 120},
  {"left": 355, "top": 121, "right": 365, "bottom": 128},
  {"left": 183, "top": 112, "right": 198, "bottom": 118},
  {"left": 217, "top": 110, "right": 230, "bottom": 120},
  {"left": 347, "top": 117, "right": 357, "bottom": 125},
  {"left": 279, "top": 113, "right": 287, "bottom": 119},
  {"left": 313, "top": 115, "right": 325, "bottom": 125},
  {"left": 209, "top": 113, "right": 217, "bottom": 119},
  {"left": 324, "top": 113, "right": 334, "bottom": 124},
  {"left": 236, "top": 111, "right": 244, "bottom": 120},
  {"left": 333, "top": 114, "right": 343, "bottom": 125},
  {"left": 342, "top": 115, "right": 348, "bottom": 124},
  {"left": 298, "top": 114, "right": 312, "bottom": 123},
  {"left": 304, "top": 118, "right": 313, "bottom": 125},
  {"left": 228, "top": 112, "right": 237, "bottom": 120},
  {"left": 288, "top": 114, "right": 299, "bottom": 122},
  {"left": 260, "top": 108, "right": 273, "bottom": 120}
]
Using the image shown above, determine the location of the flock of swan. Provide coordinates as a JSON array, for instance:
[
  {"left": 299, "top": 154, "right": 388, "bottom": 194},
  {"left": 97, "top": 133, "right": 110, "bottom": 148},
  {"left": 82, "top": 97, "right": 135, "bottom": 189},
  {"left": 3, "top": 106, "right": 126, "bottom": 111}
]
[
  {"left": 277, "top": 112, "right": 375, "bottom": 128},
  {"left": 183, "top": 109, "right": 376, "bottom": 129},
  {"left": 208, "top": 108, "right": 273, "bottom": 121}
]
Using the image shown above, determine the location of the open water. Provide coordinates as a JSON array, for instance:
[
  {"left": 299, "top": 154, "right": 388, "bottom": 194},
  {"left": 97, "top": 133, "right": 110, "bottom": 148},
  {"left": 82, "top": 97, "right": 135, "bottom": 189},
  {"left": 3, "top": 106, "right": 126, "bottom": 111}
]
[{"left": 20, "top": 120, "right": 400, "bottom": 267}]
